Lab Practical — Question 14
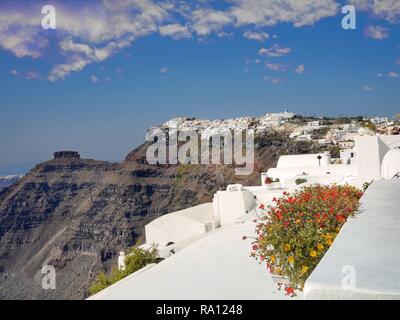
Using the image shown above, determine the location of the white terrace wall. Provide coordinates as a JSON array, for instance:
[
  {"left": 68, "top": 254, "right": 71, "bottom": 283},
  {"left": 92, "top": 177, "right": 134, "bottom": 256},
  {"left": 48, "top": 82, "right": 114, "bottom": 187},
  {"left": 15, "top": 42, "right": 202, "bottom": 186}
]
[
  {"left": 145, "top": 203, "right": 215, "bottom": 247},
  {"left": 277, "top": 153, "right": 327, "bottom": 168},
  {"left": 354, "top": 136, "right": 390, "bottom": 183},
  {"left": 213, "top": 189, "right": 256, "bottom": 226},
  {"left": 267, "top": 164, "right": 355, "bottom": 188}
]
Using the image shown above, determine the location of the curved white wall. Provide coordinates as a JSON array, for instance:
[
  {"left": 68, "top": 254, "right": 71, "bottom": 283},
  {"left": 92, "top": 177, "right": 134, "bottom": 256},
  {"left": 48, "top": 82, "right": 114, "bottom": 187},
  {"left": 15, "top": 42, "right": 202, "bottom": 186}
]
[{"left": 145, "top": 203, "right": 215, "bottom": 247}]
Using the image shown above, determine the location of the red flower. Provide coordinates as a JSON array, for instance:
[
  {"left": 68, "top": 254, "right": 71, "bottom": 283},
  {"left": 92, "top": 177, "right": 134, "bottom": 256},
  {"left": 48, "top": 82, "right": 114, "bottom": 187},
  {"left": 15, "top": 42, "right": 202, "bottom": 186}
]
[
  {"left": 275, "top": 211, "right": 283, "bottom": 221},
  {"left": 336, "top": 214, "right": 346, "bottom": 223},
  {"left": 259, "top": 203, "right": 265, "bottom": 210},
  {"left": 252, "top": 244, "right": 258, "bottom": 251},
  {"left": 283, "top": 221, "right": 289, "bottom": 228},
  {"left": 285, "top": 286, "right": 295, "bottom": 296}
]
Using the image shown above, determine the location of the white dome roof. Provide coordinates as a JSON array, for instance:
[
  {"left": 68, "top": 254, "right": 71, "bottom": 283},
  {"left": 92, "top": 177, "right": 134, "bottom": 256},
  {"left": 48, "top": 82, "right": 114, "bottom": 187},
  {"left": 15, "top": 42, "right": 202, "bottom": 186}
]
[{"left": 381, "top": 149, "right": 400, "bottom": 179}]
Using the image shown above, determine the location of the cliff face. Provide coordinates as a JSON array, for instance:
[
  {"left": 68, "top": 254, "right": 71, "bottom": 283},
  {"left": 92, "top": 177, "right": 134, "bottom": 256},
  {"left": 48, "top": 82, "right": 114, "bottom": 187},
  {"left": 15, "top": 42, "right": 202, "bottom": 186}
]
[{"left": 0, "top": 133, "right": 321, "bottom": 299}]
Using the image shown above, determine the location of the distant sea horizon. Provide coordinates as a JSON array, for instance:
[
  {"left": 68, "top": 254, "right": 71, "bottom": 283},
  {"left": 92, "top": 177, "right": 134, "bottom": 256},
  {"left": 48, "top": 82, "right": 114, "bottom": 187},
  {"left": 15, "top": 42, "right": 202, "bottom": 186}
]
[{"left": 0, "top": 161, "right": 40, "bottom": 176}]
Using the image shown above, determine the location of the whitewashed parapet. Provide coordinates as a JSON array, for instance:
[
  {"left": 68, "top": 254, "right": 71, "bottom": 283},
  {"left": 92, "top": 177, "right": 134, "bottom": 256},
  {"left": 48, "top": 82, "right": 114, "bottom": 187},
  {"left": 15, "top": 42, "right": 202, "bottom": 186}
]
[{"left": 304, "top": 180, "right": 400, "bottom": 299}]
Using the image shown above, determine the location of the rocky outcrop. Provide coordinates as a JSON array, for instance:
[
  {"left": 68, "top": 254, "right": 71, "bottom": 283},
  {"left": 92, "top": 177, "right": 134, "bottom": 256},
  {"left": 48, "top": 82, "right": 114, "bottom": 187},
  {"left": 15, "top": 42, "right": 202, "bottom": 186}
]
[
  {"left": 53, "top": 151, "right": 81, "bottom": 160},
  {"left": 0, "top": 132, "right": 321, "bottom": 299}
]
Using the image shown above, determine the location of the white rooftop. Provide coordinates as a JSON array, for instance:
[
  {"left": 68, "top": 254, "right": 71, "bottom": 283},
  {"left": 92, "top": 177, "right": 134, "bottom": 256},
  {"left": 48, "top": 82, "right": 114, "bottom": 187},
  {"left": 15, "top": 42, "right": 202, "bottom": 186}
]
[{"left": 89, "top": 219, "right": 301, "bottom": 300}]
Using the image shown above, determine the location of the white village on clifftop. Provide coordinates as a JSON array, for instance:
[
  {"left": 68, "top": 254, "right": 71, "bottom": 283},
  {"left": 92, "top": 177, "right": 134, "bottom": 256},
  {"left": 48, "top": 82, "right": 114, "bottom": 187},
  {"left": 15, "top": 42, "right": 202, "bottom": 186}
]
[{"left": 89, "top": 112, "right": 400, "bottom": 300}]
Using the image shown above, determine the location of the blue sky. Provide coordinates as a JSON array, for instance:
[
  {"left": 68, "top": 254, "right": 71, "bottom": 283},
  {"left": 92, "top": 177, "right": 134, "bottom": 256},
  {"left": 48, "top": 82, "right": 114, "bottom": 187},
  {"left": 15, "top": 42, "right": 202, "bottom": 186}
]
[{"left": 0, "top": 0, "right": 399, "bottom": 170}]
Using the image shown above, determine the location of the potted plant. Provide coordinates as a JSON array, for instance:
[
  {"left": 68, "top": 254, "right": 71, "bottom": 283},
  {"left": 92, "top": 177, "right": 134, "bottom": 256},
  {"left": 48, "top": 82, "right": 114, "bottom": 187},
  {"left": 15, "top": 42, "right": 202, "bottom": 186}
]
[
  {"left": 249, "top": 185, "right": 363, "bottom": 295},
  {"left": 264, "top": 177, "right": 281, "bottom": 189}
]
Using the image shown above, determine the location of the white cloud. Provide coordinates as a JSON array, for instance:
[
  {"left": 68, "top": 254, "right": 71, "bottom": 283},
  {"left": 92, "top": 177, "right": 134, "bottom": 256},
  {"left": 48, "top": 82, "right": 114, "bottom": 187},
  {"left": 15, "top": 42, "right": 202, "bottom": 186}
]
[
  {"left": 59, "top": 37, "right": 95, "bottom": 59},
  {"left": 243, "top": 30, "right": 269, "bottom": 41},
  {"left": 295, "top": 64, "right": 305, "bottom": 74},
  {"left": 264, "top": 76, "right": 286, "bottom": 84},
  {"left": 259, "top": 44, "right": 291, "bottom": 57},
  {"left": 90, "top": 75, "right": 99, "bottom": 83},
  {"left": 231, "top": 0, "right": 338, "bottom": 27},
  {"left": 365, "top": 25, "right": 390, "bottom": 39},
  {"left": 191, "top": 9, "right": 232, "bottom": 36},
  {"left": 363, "top": 85, "right": 374, "bottom": 91},
  {"left": 25, "top": 70, "right": 41, "bottom": 80},
  {"left": 48, "top": 56, "right": 91, "bottom": 82},
  {"left": 388, "top": 71, "right": 399, "bottom": 78},
  {"left": 5, "top": 0, "right": 398, "bottom": 83},
  {"left": 377, "top": 73, "right": 384, "bottom": 77},
  {"left": 265, "top": 63, "right": 286, "bottom": 72},
  {"left": 160, "top": 67, "right": 168, "bottom": 74},
  {"left": 352, "top": 0, "right": 400, "bottom": 23},
  {"left": 159, "top": 23, "right": 191, "bottom": 39},
  {"left": 10, "top": 69, "right": 19, "bottom": 76}
]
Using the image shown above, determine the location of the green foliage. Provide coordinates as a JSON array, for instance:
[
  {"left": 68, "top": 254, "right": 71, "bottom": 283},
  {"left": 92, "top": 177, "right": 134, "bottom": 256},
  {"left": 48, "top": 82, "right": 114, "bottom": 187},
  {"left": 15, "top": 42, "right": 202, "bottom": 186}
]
[
  {"left": 295, "top": 178, "right": 307, "bottom": 185},
  {"left": 363, "top": 180, "right": 373, "bottom": 192},
  {"left": 361, "top": 121, "right": 377, "bottom": 132},
  {"left": 88, "top": 272, "right": 110, "bottom": 296},
  {"left": 123, "top": 245, "right": 159, "bottom": 276},
  {"left": 327, "top": 145, "right": 341, "bottom": 159},
  {"left": 88, "top": 244, "right": 158, "bottom": 296},
  {"left": 175, "top": 164, "right": 194, "bottom": 182}
]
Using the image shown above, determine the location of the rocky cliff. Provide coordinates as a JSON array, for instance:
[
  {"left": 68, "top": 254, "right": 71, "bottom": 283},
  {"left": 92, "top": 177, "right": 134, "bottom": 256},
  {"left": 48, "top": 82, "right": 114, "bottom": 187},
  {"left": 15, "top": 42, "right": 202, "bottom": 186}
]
[{"left": 0, "top": 132, "right": 321, "bottom": 299}]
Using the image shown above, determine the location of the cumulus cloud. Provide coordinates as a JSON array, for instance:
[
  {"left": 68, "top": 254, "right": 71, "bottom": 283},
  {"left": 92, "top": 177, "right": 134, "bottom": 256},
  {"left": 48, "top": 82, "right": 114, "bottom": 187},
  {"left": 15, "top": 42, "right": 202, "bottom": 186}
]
[
  {"left": 388, "top": 71, "right": 399, "bottom": 78},
  {"left": 243, "top": 30, "right": 269, "bottom": 41},
  {"left": 365, "top": 25, "right": 390, "bottom": 39},
  {"left": 159, "top": 23, "right": 191, "bottom": 39},
  {"left": 352, "top": 0, "right": 400, "bottom": 23},
  {"left": 259, "top": 44, "right": 291, "bottom": 57},
  {"left": 264, "top": 76, "right": 286, "bottom": 84},
  {"left": 25, "top": 70, "right": 41, "bottom": 80},
  {"left": 265, "top": 63, "right": 286, "bottom": 72},
  {"left": 160, "top": 67, "right": 168, "bottom": 74},
  {"left": 2, "top": 0, "right": 396, "bottom": 82},
  {"left": 48, "top": 56, "right": 91, "bottom": 82},
  {"left": 1, "top": 0, "right": 169, "bottom": 80},
  {"left": 363, "top": 85, "right": 374, "bottom": 91},
  {"left": 231, "top": 0, "right": 338, "bottom": 27},
  {"left": 295, "top": 64, "right": 305, "bottom": 74},
  {"left": 191, "top": 9, "right": 232, "bottom": 36}
]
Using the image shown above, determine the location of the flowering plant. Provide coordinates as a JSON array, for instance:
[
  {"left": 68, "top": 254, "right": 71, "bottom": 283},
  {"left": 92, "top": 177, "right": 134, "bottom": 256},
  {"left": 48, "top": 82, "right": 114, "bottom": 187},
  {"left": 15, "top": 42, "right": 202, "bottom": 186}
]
[
  {"left": 264, "top": 177, "right": 273, "bottom": 184},
  {"left": 251, "top": 184, "right": 363, "bottom": 292}
]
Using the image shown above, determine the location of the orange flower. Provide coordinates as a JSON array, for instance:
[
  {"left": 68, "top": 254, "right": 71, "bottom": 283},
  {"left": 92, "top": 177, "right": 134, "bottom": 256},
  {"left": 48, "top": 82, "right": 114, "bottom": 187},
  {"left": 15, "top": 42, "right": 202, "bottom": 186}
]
[{"left": 310, "top": 250, "right": 317, "bottom": 258}]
